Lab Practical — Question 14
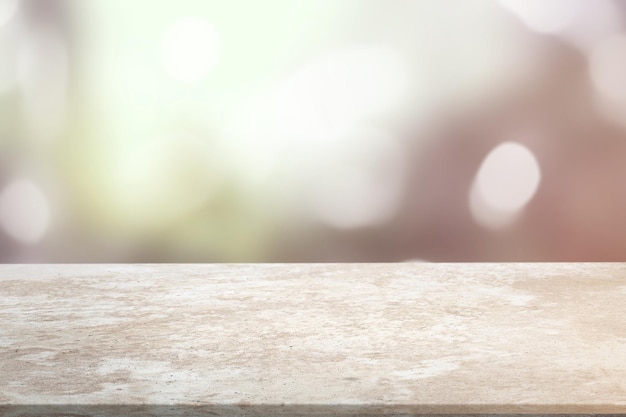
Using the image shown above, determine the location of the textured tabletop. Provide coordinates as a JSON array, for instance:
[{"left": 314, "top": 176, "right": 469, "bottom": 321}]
[{"left": 1, "top": 263, "right": 626, "bottom": 416}]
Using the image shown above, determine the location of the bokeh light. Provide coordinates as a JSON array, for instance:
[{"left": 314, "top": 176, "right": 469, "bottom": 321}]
[
  {"left": 0, "top": 178, "right": 50, "bottom": 244},
  {"left": 277, "top": 45, "right": 413, "bottom": 140},
  {"left": 557, "top": 0, "right": 622, "bottom": 52},
  {"left": 499, "top": 0, "right": 585, "bottom": 34},
  {"left": 2, "top": 0, "right": 626, "bottom": 262},
  {"left": 469, "top": 142, "right": 541, "bottom": 230},
  {"left": 590, "top": 34, "right": 626, "bottom": 104}
]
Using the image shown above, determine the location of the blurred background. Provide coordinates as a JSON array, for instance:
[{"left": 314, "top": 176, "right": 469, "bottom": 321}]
[{"left": 2, "top": 0, "right": 626, "bottom": 262}]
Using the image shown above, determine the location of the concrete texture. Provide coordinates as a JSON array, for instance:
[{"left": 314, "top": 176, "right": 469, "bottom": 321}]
[{"left": 1, "top": 263, "right": 626, "bottom": 416}]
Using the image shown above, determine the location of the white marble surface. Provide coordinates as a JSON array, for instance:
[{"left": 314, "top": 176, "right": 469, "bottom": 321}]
[{"left": 1, "top": 263, "right": 626, "bottom": 416}]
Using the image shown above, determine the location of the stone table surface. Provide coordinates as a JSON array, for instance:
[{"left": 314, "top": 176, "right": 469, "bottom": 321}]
[{"left": 1, "top": 263, "right": 626, "bottom": 416}]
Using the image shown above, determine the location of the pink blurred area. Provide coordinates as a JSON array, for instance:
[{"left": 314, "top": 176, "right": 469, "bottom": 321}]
[{"left": 2, "top": 0, "right": 626, "bottom": 262}]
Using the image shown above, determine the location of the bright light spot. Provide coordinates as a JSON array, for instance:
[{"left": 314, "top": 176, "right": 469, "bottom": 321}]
[
  {"left": 0, "top": 178, "right": 50, "bottom": 244},
  {"left": 0, "top": 0, "right": 18, "bottom": 27},
  {"left": 278, "top": 45, "right": 412, "bottom": 139},
  {"left": 307, "top": 128, "right": 406, "bottom": 229},
  {"left": 590, "top": 35, "right": 626, "bottom": 104},
  {"left": 160, "top": 17, "right": 220, "bottom": 83},
  {"left": 474, "top": 142, "right": 540, "bottom": 211},
  {"left": 469, "top": 142, "right": 541, "bottom": 229},
  {"left": 500, "top": 0, "right": 586, "bottom": 34}
]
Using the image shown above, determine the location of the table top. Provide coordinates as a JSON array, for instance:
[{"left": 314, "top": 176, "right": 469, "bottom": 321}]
[{"left": 1, "top": 263, "right": 626, "bottom": 416}]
